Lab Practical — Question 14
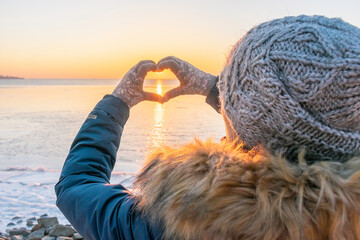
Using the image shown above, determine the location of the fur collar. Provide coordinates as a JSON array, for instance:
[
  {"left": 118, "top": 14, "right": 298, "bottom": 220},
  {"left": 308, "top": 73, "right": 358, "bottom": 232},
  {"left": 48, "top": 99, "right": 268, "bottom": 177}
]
[{"left": 134, "top": 139, "right": 360, "bottom": 240}]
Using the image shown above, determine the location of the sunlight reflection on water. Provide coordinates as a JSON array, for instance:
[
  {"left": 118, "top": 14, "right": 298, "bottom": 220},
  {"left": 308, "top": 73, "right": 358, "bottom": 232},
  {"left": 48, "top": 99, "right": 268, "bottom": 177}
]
[
  {"left": 148, "top": 103, "right": 165, "bottom": 148},
  {"left": 147, "top": 82, "right": 165, "bottom": 148},
  {"left": 157, "top": 83, "right": 162, "bottom": 96}
]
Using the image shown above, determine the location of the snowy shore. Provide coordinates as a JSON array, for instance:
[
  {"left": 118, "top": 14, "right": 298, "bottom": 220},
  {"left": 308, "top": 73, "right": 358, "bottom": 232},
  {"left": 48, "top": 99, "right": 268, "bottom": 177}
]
[{"left": 0, "top": 168, "right": 136, "bottom": 234}]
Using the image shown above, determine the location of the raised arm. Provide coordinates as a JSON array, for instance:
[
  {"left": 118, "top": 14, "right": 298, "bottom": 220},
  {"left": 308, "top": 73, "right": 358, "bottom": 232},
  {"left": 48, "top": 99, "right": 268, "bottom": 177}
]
[{"left": 55, "top": 60, "right": 163, "bottom": 240}]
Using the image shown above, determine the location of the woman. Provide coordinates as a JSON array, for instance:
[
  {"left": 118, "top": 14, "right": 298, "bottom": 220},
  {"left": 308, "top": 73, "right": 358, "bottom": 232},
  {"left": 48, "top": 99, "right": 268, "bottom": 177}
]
[{"left": 55, "top": 15, "right": 360, "bottom": 240}]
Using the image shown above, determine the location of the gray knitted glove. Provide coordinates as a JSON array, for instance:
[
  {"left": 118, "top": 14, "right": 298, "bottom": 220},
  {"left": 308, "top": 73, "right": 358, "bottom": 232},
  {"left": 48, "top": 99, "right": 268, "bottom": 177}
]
[
  {"left": 112, "top": 60, "right": 163, "bottom": 108},
  {"left": 157, "top": 56, "right": 217, "bottom": 102}
]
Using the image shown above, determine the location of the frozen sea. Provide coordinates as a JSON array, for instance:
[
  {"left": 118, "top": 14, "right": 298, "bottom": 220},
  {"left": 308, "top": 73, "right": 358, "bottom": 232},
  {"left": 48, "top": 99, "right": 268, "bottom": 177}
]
[{"left": 0, "top": 79, "right": 225, "bottom": 233}]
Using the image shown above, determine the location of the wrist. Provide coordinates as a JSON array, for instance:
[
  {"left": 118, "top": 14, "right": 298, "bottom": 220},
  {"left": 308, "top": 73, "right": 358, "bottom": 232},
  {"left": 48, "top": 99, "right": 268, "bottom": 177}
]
[
  {"left": 112, "top": 92, "right": 132, "bottom": 108},
  {"left": 202, "top": 74, "right": 217, "bottom": 96},
  {"left": 94, "top": 95, "right": 130, "bottom": 127}
]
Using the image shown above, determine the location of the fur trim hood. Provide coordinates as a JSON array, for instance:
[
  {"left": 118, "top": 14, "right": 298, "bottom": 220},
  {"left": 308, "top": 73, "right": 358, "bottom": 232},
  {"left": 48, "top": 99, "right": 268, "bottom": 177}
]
[{"left": 134, "top": 139, "right": 360, "bottom": 240}]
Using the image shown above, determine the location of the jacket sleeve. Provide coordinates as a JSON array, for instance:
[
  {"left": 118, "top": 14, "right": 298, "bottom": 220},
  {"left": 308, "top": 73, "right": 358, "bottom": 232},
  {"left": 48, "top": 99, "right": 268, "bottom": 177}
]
[
  {"left": 54, "top": 95, "right": 162, "bottom": 240},
  {"left": 205, "top": 76, "right": 221, "bottom": 113}
]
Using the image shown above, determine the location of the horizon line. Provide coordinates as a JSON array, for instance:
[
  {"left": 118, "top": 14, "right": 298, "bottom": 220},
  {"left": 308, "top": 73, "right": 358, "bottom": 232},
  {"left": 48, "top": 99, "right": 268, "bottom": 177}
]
[{"left": 1, "top": 78, "right": 178, "bottom": 81}]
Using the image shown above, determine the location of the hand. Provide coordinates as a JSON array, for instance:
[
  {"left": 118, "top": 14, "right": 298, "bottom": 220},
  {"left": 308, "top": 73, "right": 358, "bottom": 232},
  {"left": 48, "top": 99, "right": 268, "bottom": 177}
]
[
  {"left": 157, "top": 56, "right": 217, "bottom": 102},
  {"left": 112, "top": 60, "right": 163, "bottom": 108}
]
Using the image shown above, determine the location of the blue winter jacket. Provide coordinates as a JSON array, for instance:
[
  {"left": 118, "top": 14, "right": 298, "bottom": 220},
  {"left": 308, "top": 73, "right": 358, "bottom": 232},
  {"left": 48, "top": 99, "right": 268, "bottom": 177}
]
[{"left": 55, "top": 84, "right": 220, "bottom": 239}]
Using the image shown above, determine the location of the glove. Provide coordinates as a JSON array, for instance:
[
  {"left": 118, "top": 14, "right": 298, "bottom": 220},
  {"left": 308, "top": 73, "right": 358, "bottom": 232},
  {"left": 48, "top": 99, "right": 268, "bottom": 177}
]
[{"left": 157, "top": 56, "right": 217, "bottom": 102}]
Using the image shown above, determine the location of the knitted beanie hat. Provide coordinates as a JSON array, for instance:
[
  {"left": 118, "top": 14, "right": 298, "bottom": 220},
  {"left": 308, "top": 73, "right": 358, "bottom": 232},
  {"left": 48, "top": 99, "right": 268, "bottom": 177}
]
[{"left": 218, "top": 15, "right": 360, "bottom": 163}]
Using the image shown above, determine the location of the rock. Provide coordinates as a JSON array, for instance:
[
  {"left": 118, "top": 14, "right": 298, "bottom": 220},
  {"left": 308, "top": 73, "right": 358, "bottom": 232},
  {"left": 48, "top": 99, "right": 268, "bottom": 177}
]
[
  {"left": 27, "top": 217, "right": 36, "bottom": 221},
  {"left": 27, "top": 228, "right": 45, "bottom": 240},
  {"left": 44, "top": 227, "right": 51, "bottom": 235},
  {"left": 73, "top": 233, "right": 83, "bottom": 239},
  {"left": 8, "top": 227, "right": 29, "bottom": 236},
  {"left": 31, "top": 224, "right": 43, "bottom": 232},
  {"left": 6, "top": 222, "right": 15, "bottom": 227},
  {"left": 37, "top": 217, "right": 58, "bottom": 228},
  {"left": 11, "top": 217, "right": 21, "bottom": 221},
  {"left": 27, "top": 220, "right": 34, "bottom": 226},
  {"left": 56, "top": 237, "right": 72, "bottom": 240},
  {"left": 48, "top": 224, "right": 75, "bottom": 237},
  {"left": 11, "top": 236, "right": 21, "bottom": 240},
  {"left": 40, "top": 214, "right": 48, "bottom": 218},
  {"left": 41, "top": 236, "right": 56, "bottom": 240},
  {"left": 15, "top": 220, "right": 22, "bottom": 224}
]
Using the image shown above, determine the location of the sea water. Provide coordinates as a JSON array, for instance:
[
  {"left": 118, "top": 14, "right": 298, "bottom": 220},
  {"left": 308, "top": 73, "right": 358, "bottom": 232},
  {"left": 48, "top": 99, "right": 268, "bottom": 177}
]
[{"left": 0, "top": 79, "right": 225, "bottom": 233}]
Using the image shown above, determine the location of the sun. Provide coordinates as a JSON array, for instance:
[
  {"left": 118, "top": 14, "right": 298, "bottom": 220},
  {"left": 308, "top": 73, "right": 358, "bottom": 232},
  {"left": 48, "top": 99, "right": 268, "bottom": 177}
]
[
  {"left": 157, "top": 83, "right": 162, "bottom": 95},
  {"left": 156, "top": 79, "right": 162, "bottom": 95}
]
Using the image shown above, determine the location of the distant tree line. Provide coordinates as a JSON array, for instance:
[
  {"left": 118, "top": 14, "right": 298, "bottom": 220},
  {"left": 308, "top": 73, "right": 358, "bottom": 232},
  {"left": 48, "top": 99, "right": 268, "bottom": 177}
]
[{"left": 0, "top": 75, "right": 24, "bottom": 79}]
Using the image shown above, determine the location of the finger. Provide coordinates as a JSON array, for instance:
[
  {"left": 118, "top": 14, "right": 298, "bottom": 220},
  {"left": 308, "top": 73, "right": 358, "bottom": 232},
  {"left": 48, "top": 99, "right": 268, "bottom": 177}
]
[
  {"left": 163, "top": 87, "right": 184, "bottom": 102},
  {"left": 157, "top": 56, "right": 180, "bottom": 69},
  {"left": 158, "top": 56, "right": 180, "bottom": 63},
  {"left": 142, "top": 91, "right": 164, "bottom": 103},
  {"left": 133, "top": 60, "right": 156, "bottom": 73},
  {"left": 137, "top": 62, "right": 157, "bottom": 79},
  {"left": 157, "top": 59, "right": 182, "bottom": 75}
]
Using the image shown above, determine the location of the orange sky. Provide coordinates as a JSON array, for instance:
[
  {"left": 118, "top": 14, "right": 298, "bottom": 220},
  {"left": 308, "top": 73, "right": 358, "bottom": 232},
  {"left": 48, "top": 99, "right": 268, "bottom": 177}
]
[{"left": 1, "top": 0, "right": 360, "bottom": 79}]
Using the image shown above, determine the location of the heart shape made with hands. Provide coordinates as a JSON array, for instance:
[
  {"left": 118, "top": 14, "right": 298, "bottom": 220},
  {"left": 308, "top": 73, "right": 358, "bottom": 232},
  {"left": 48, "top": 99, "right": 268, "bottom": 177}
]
[
  {"left": 146, "top": 56, "right": 215, "bottom": 103},
  {"left": 117, "top": 56, "right": 215, "bottom": 107},
  {"left": 142, "top": 56, "right": 197, "bottom": 102}
]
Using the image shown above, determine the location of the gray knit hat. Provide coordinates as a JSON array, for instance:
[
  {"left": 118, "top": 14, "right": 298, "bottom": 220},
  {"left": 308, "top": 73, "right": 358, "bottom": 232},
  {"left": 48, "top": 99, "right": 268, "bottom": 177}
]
[{"left": 218, "top": 15, "right": 360, "bottom": 163}]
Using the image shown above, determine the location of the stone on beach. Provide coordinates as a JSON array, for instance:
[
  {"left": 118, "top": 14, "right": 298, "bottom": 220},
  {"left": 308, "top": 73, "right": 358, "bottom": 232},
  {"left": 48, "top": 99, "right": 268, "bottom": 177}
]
[
  {"left": 8, "top": 227, "right": 29, "bottom": 236},
  {"left": 48, "top": 224, "right": 75, "bottom": 237},
  {"left": 41, "top": 236, "right": 56, "bottom": 240},
  {"left": 37, "top": 217, "right": 58, "bottom": 228},
  {"left": 27, "top": 220, "right": 34, "bottom": 226},
  {"left": 31, "top": 224, "right": 43, "bottom": 232},
  {"left": 27, "top": 228, "right": 45, "bottom": 240},
  {"left": 73, "top": 232, "right": 84, "bottom": 239},
  {"left": 4, "top": 215, "right": 81, "bottom": 240}
]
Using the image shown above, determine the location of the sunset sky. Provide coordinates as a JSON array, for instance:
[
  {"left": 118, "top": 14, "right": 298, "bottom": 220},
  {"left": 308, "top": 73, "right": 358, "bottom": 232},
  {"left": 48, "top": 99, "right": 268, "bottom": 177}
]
[{"left": 1, "top": 0, "right": 360, "bottom": 79}]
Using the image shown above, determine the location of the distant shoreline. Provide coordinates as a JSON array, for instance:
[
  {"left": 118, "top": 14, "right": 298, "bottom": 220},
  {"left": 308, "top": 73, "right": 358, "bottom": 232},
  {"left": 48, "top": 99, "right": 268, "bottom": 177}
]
[
  {"left": 0, "top": 75, "right": 24, "bottom": 79},
  {"left": 0, "top": 77, "right": 179, "bottom": 81},
  {"left": 0, "top": 78, "right": 180, "bottom": 87}
]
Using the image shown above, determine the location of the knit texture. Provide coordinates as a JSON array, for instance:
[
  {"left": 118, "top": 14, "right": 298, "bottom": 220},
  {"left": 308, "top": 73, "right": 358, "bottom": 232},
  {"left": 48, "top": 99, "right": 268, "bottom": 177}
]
[{"left": 218, "top": 15, "right": 360, "bottom": 163}]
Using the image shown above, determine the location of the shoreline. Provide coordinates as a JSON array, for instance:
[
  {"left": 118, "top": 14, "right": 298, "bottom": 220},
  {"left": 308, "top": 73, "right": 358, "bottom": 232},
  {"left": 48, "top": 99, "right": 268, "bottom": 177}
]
[{"left": 1, "top": 214, "right": 83, "bottom": 240}]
